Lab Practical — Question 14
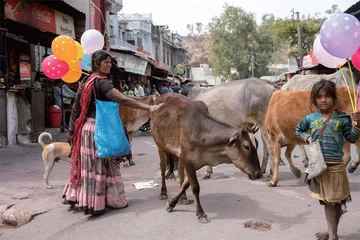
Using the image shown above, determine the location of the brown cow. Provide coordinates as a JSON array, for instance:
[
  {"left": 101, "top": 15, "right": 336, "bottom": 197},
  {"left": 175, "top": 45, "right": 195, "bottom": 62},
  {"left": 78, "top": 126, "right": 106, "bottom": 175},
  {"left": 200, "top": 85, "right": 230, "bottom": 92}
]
[
  {"left": 265, "top": 87, "right": 359, "bottom": 187},
  {"left": 119, "top": 94, "right": 158, "bottom": 166},
  {"left": 150, "top": 93, "right": 262, "bottom": 223}
]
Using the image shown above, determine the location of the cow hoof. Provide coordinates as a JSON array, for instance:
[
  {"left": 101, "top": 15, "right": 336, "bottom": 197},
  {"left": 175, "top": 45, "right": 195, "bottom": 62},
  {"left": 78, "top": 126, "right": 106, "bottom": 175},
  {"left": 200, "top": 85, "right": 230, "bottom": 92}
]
[
  {"left": 166, "top": 201, "right": 174, "bottom": 212},
  {"left": 46, "top": 185, "right": 53, "bottom": 189},
  {"left": 123, "top": 162, "right": 130, "bottom": 167},
  {"left": 291, "top": 168, "right": 302, "bottom": 178},
  {"left": 197, "top": 213, "right": 210, "bottom": 223},
  {"left": 198, "top": 217, "right": 210, "bottom": 223},
  {"left": 159, "top": 193, "right": 168, "bottom": 200},
  {"left": 267, "top": 180, "right": 278, "bottom": 187},
  {"left": 179, "top": 197, "right": 190, "bottom": 205},
  {"left": 348, "top": 164, "right": 357, "bottom": 173},
  {"left": 201, "top": 173, "right": 211, "bottom": 179},
  {"left": 279, "top": 159, "right": 286, "bottom": 166}
]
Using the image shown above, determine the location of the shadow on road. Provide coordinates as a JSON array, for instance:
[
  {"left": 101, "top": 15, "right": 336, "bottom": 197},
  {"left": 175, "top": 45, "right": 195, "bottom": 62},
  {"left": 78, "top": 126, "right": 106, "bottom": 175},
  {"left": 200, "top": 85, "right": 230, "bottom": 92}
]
[
  {"left": 341, "top": 229, "right": 360, "bottom": 240},
  {"left": 84, "top": 191, "right": 311, "bottom": 231}
]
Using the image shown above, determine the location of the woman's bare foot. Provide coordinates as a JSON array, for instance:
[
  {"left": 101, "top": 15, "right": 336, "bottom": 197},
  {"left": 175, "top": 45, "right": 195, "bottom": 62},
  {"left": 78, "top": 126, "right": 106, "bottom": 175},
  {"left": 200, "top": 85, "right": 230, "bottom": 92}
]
[{"left": 315, "top": 232, "right": 329, "bottom": 240}]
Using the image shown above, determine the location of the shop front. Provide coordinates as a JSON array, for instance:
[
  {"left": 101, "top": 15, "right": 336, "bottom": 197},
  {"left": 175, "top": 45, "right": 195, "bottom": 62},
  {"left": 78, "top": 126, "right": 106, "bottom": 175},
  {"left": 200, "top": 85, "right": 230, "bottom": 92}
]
[
  {"left": 111, "top": 49, "right": 153, "bottom": 94},
  {"left": 1, "top": 0, "right": 86, "bottom": 146}
]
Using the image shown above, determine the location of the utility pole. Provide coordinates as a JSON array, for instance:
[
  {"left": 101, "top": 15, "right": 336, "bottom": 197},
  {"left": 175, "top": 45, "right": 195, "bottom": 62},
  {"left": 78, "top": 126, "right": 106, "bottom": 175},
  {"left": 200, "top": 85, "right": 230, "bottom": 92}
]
[
  {"left": 251, "top": 53, "right": 254, "bottom": 77},
  {"left": 296, "top": 11, "right": 302, "bottom": 68},
  {"left": 273, "top": 36, "right": 276, "bottom": 78},
  {"left": 159, "top": 26, "right": 163, "bottom": 64},
  {"left": 292, "top": 8, "right": 303, "bottom": 68}
]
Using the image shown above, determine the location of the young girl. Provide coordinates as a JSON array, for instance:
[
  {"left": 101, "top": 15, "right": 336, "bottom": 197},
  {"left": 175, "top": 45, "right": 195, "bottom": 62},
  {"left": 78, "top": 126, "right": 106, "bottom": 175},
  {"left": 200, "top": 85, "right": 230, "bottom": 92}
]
[{"left": 296, "top": 80, "right": 360, "bottom": 240}]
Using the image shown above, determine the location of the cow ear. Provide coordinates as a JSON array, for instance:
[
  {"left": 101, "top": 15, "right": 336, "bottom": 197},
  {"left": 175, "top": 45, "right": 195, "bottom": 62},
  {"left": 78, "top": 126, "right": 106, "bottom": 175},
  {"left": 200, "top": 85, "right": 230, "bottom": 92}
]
[{"left": 227, "top": 132, "right": 239, "bottom": 147}]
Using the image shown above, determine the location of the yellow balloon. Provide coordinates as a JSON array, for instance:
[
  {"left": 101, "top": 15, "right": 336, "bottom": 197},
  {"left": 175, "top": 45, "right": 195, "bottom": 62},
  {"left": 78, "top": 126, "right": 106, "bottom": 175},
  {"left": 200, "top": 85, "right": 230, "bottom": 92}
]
[
  {"left": 51, "top": 35, "right": 77, "bottom": 62},
  {"left": 71, "top": 41, "right": 84, "bottom": 63},
  {"left": 61, "top": 62, "right": 82, "bottom": 83}
]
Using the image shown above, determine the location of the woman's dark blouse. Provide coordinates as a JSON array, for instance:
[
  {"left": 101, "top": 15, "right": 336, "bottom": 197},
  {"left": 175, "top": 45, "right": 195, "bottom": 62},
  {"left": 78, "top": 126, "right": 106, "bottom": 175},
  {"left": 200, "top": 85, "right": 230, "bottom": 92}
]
[{"left": 87, "top": 78, "right": 114, "bottom": 118}]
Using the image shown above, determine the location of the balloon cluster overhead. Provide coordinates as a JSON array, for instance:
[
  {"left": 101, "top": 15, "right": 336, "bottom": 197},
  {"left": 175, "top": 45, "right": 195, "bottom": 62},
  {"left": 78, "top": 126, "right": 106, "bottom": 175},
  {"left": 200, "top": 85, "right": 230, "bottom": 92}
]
[
  {"left": 313, "top": 13, "right": 360, "bottom": 113},
  {"left": 313, "top": 13, "right": 360, "bottom": 70},
  {"left": 41, "top": 29, "right": 104, "bottom": 83}
]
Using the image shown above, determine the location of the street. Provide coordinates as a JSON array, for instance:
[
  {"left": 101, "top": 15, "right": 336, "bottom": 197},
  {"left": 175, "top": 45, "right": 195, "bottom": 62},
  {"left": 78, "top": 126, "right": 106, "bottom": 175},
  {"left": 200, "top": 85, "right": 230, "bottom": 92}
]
[{"left": 1, "top": 132, "right": 360, "bottom": 240}]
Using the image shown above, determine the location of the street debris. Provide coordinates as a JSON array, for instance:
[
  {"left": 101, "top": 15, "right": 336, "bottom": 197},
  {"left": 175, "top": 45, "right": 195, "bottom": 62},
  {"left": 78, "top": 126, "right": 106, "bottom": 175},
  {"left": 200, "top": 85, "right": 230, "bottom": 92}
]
[
  {"left": 133, "top": 180, "right": 159, "bottom": 190},
  {"left": 243, "top": 220, "right": 272, "bottom": 232}
]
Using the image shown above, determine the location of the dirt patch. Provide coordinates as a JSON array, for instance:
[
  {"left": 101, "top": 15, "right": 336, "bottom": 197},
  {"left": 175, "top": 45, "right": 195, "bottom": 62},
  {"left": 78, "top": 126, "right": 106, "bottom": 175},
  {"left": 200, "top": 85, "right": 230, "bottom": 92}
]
[
  {"left": 243, "top": 220, "right": 272, "bottom": 232},
  {"left": 215, "top": 175, "right": 231, "bottom": 180}
]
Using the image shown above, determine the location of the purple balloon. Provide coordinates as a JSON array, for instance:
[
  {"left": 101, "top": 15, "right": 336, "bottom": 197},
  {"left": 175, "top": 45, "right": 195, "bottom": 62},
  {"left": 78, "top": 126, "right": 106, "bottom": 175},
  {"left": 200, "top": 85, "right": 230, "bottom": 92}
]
[{"left": 320, "top": 13, "right": 360, "bottom": 59}]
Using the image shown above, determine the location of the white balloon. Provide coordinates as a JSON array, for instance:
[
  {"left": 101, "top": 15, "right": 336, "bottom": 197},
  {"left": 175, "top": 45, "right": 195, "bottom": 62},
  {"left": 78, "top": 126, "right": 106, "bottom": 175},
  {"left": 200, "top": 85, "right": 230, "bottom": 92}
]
[
  {"left": 81, "top": 29, "right": 104, "bottom": 54},
  {"left": 313, "top": 35, "right": 347, "bottom": 69}
]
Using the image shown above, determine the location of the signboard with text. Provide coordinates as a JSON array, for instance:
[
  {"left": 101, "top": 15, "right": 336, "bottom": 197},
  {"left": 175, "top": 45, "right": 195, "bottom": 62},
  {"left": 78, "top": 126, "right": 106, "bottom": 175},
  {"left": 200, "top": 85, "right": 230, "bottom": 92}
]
[
  {"left": 117, "top": 54, "right": 148, "bottom": 75},
  {"left": 5, "top": 0, "right": 75, "bottom": 38}
]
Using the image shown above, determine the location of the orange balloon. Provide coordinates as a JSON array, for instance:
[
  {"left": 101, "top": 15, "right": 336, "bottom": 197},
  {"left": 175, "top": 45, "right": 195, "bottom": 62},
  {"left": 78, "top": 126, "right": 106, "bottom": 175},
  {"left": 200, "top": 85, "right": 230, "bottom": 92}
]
[
  {"left": 61, "top": 62, "right": 82, "bottom": 83},
  {"left": 51, "top": 35, "right": 77, "bottom": 62}
]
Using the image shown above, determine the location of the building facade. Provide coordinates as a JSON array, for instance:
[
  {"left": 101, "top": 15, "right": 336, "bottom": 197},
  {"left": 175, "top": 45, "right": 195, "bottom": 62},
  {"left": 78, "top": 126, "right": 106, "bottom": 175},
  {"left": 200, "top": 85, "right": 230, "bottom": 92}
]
[
  {"left": 0, "top": 0, "right": 97, "bottom": 147},
  {"left": 191, "top": 64, "right": 220, "bottom": 86}
]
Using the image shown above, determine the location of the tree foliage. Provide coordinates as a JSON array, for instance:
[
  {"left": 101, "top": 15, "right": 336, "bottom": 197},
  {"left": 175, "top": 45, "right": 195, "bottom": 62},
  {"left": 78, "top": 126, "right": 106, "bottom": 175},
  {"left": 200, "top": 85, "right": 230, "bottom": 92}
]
[{"left": 209, "top": 4, "right": 272, "bottom": 80}]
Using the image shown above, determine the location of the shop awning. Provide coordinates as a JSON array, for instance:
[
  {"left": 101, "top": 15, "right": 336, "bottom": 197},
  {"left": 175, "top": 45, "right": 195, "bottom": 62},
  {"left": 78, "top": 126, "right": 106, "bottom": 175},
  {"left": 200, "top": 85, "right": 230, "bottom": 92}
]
[
  {"left": 37, "top": 0, "right": 88, "bottom": 14},
  {"left": 150, "top": 76, "right": 171, "bottom": 82}
]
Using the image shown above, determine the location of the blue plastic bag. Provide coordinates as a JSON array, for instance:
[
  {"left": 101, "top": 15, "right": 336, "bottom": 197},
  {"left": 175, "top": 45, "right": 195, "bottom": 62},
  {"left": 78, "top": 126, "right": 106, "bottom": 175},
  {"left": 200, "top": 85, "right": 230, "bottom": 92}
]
[{"left": 94, "top": 99, "right": 131, "bottom": 158}]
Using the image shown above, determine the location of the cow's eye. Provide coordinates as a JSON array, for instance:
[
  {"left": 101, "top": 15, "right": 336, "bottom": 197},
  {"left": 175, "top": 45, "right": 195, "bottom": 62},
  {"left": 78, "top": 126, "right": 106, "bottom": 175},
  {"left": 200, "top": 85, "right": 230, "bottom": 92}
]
[{"left": 243, "top": 143, "right": 250, "bottom": 150}]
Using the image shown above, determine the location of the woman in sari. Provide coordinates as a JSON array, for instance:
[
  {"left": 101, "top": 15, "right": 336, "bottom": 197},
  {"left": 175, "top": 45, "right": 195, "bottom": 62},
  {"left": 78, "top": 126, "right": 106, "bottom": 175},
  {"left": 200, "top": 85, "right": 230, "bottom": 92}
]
[{"left": 63, "top": 50, "right": 160, "bottom": 215}]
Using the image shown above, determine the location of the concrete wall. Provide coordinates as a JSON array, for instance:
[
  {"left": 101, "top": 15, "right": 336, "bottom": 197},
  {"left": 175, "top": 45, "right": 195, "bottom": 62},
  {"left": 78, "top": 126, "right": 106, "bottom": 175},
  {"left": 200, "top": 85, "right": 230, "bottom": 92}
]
[
  {"left": 6, "top": 91, "right": 31, "bottom": 146},
  {"left": 16, "top": 93, "right": 31, "bottom": 144},
  {"left": 0, "top": 91, "right": 6, "bottom": 147}
]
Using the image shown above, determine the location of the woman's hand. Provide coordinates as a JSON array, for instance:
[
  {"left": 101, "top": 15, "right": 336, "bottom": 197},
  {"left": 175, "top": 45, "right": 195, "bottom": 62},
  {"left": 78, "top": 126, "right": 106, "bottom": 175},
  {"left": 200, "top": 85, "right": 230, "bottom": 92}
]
[{"left": 148, "top": 103, "right": 163, "bottom": 113}]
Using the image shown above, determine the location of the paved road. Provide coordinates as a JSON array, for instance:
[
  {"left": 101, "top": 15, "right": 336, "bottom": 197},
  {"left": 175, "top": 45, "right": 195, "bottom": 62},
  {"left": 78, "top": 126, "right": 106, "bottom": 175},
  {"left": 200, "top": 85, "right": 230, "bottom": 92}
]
[{"left": 1, "top": 132, "right": 360, "bottom": 240}]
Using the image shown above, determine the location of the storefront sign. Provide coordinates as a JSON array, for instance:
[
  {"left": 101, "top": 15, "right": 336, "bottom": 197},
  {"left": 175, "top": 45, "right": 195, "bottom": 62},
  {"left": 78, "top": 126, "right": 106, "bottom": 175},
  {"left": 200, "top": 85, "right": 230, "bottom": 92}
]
[
  {"left": 20, "top": 62, "right": 31, "bottom": 81},
  {"left": 5, "top": 0, "right": 75, "bottom": 38},
  {"left": 117, "top": 54, "right": 148, "bottom": 75},
  {"left": 55, "top": 11, "right": 75, "bottom": 38}
]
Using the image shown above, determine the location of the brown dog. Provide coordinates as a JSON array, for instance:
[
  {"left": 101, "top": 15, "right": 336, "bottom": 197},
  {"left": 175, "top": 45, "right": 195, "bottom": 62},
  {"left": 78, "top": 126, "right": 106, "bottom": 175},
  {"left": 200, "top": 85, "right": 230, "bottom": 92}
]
[{"left": 38, "top": 132, "right": 71, "bottom": 189}]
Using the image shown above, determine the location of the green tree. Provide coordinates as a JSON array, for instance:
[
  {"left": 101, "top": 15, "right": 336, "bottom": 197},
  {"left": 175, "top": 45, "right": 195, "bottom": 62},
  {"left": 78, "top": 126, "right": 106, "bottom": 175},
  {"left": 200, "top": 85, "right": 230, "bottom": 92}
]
[
  {"left": 273, "top": 16, "right": 324, "bottom": 67},
  {"left": 325, "top": 5, "right": 340, "bottom": 15},
  {"left": 209, "top": 4, "right": 272, "bottom": 80}
]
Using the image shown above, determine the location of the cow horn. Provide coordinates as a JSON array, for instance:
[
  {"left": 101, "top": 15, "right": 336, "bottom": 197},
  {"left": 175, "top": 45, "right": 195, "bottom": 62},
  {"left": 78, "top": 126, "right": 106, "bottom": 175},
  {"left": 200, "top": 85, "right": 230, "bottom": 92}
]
[{"left": 250, "top": 123, "right": 260, "bottom": 133}]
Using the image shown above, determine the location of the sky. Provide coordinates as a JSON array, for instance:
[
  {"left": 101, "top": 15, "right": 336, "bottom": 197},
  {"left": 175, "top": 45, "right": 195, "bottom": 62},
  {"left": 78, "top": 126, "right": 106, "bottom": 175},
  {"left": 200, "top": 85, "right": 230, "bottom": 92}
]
[{"left": 122, "top": 0, "right": 358, "bottom": 35}]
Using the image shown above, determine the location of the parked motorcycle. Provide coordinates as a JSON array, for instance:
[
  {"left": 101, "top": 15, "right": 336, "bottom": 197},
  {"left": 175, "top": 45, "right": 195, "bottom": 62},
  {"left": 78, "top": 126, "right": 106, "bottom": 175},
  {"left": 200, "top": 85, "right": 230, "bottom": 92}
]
[{"left": 139, "top": 119, "right": 150, "bottom": 132}]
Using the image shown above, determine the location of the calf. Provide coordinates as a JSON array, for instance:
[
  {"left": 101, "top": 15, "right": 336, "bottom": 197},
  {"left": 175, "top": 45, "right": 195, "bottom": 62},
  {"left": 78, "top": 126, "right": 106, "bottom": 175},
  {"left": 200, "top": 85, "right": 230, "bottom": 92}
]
[
  {"left": 119, "top": 94, "right": 158, "bottom": 166},
  {"left": 150, "top": 93, "right": 262, "bottom": 223},
  {"left": 265, "top": 87, "right": 360, "bottom": 187}
]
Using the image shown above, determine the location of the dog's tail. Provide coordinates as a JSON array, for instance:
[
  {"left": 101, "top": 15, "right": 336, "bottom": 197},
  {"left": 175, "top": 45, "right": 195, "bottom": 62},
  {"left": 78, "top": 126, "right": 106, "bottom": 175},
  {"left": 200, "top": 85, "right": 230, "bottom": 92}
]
[{"left": 38, "top": 132, "right": 52, "bottom": 149}]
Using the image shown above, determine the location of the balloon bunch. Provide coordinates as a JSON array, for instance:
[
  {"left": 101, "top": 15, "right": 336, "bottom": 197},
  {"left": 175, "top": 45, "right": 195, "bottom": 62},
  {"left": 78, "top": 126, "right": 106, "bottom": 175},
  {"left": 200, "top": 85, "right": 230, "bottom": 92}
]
[
  {"left": 313, "top": 13, "right": 360, "bottom": 112},
  {"left": 41, "top": 29, "right": 104, "bottom": 83}
]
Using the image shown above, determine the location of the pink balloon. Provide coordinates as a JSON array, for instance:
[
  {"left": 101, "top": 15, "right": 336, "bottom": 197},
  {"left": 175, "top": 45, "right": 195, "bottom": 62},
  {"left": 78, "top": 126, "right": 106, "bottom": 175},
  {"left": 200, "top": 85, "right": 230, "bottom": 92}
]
[
  {"left": 41, "top": 55, "right": 69, "bottom": 79},
  {"left": 313, "top": 35, "right": 347, "bottom": 69},
  {"left": 351, "top": 48, "right": 360, "bottom": 71}
]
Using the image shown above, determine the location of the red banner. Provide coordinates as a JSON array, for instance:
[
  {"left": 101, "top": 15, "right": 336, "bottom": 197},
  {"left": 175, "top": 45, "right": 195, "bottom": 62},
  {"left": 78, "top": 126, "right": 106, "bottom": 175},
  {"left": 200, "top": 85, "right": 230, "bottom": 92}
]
[
  {"left": 5, "top": 0, "right": 75, "bottom": 38},
  {"left": 5, "top": 0, "right": 56, "bottom": 33},
  {"left": 20, "top": 62, "right": 31, "bottom": 81}
]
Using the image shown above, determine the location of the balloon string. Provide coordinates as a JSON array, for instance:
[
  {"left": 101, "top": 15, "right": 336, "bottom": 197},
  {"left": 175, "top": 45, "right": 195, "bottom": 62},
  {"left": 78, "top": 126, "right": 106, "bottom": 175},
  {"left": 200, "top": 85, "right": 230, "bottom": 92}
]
[
  {"left": 69, "top": 68, "right": 90, "bottom": 76},
  {"left": 347, "top": 61, "right": 357, "bottom": 111},
  {"left": 339, "top": 67, "right": 356, "bottom": 112},
  {"left": 347, "top": 61, "right": 356, "bottom": 110}
]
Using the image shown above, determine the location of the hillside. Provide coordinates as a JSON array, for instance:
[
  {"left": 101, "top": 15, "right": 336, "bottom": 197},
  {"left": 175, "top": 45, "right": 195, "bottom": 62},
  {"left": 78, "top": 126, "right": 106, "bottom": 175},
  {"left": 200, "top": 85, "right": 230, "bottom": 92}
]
[
  {"left": 182, "top": 35, "right": 211, "bottom": 67},
  {"left": 182, "top": 35, "right": 293, "bottom": 69}
]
